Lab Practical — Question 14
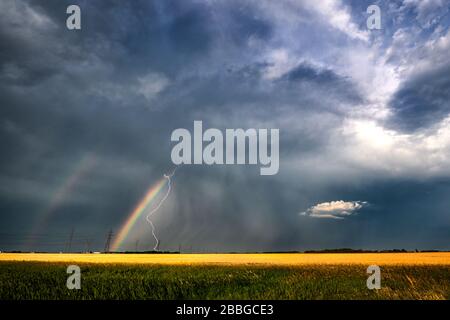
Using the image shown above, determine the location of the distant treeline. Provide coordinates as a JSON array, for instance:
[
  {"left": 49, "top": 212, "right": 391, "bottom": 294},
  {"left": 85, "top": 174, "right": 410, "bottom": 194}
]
[
  {"left": 302, "top": 248, "right": 443, "bottom": 253},
  {"left": 0, "top": 248, "right": 445, "bottom": 254}
]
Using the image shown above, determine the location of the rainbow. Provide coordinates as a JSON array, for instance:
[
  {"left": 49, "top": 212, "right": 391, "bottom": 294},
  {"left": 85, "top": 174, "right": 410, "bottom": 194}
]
[
  {"left": 27, "top": 154, "right": 96, "bottom": 250},
  {"left": 111, "top": 178, "right": 168, "bottom": 251}
]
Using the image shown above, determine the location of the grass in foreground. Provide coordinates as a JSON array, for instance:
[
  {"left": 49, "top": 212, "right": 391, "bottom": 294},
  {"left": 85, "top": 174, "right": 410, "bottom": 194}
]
[{"left": 0, "top": 262, "right": 449, "bottom": 300}]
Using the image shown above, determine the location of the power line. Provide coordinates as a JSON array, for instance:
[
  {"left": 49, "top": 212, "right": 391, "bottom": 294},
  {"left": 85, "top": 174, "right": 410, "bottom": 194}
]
[{"left": 104, "top": 229, "right": 113, "bottom": 253}]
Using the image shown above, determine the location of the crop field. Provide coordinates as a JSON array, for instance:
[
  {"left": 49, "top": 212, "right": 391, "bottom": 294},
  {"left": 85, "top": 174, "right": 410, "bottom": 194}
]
[
  {"left": 1, "top": 252, "right": 450, "bottom": 265},
  {"left": 0, "top": 253, "right": 449, "bottom": 300}
]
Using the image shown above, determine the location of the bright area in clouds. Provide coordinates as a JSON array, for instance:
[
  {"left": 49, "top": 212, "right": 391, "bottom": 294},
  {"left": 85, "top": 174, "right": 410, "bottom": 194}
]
[
  {"left": 300, "top": 201, "right": 368, "bottom": 219},
  {"left": 1, "top": 0, "right": 450, "bottom": 251}
]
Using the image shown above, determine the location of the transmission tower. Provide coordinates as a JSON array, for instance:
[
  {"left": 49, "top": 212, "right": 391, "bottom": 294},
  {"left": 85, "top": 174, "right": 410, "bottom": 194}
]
[
  {"left": 66, "top": 228, "right": 74, "bottom": 253},
  {"left": 135, "top": 239, "right": 139, "bottom": 252},
  {"left": 104, "top": 229, "right": 113, "bottom": 253}
]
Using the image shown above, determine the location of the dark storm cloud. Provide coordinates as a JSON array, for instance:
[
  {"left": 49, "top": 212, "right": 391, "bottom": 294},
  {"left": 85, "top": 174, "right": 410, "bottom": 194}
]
[
  {"left": 285, "top": 63, "right": 342, "bottom": 83},
  {"left": 279, "top": 63, "right": 363, "bottom": 105},
  {"left": 0, "top": 0, "right": 286, "bottom": 251},
  {"left": 0, "top": 0, "right": 449, "bottom": 252},
  {"left": 387, "top": 65, "right": 450, "bottom": 132}
]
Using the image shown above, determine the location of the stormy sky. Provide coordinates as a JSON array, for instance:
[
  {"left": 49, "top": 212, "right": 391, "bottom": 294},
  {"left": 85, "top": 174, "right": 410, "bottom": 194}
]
[{"left": 1, "top": 0, "right": 450, "bottom": 252}]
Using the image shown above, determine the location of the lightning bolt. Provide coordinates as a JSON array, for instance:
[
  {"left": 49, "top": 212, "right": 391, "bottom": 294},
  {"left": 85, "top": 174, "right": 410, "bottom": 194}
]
[{"left": 146, "top": 166, "right": 180, "bottom": 251}]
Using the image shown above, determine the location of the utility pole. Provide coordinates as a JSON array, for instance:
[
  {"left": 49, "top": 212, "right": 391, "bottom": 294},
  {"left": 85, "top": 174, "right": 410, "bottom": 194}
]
[
  {"left": 104, "top": 229, "right": 113, "bottom": 253},
  {"left": 85, "top": 239, "right": 92, "bottom": 253},
  {"left": 135, "top": 239, "right": 139, "bottom": 252},
  {"left": 67, "top": 228, "right": 74, "bottom": 253}
]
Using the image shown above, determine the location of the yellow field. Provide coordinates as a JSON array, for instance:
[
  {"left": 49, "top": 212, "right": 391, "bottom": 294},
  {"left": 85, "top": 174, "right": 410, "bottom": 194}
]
[{"left": 1, "top": 252, "right": 449, "bottom": 265}]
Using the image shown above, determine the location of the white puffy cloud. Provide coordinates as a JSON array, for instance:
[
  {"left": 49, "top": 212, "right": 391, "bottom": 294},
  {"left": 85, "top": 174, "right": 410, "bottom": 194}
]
[
  {"left": 337, "top": 116, "right": 450, "bottom": 178},
  {"left": 300, "top": 200, "right": 368, "bottom": 219}
]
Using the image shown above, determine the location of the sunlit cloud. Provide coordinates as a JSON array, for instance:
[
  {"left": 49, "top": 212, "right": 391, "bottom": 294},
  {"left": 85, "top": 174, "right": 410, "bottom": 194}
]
[{"left": 300, "top": 200, "right": 368, "bottom": 219}]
